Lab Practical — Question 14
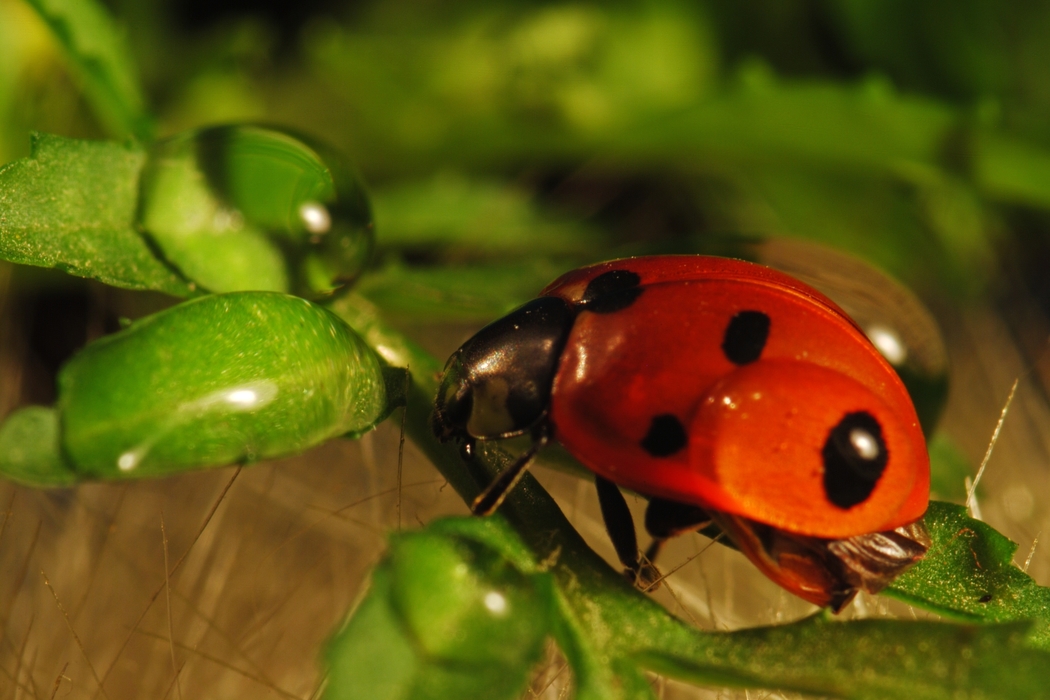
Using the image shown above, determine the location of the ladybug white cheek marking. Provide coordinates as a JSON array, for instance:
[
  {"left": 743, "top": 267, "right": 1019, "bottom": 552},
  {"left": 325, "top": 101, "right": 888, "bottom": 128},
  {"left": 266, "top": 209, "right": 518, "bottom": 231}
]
[{"left": 465, "top": 378, "right": 516, "bottom": 437}]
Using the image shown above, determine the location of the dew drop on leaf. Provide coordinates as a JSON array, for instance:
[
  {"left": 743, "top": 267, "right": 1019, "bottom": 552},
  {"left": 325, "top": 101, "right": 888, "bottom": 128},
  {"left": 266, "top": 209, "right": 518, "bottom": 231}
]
[{"left": 138, "top": 125, "right": 374, "bottom": 299}]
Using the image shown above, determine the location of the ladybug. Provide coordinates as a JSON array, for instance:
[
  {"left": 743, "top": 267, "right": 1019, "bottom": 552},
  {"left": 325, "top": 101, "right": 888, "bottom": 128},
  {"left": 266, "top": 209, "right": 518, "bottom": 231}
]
[{"left": 433, "top": 255, "right": 931, "bottom": 611}]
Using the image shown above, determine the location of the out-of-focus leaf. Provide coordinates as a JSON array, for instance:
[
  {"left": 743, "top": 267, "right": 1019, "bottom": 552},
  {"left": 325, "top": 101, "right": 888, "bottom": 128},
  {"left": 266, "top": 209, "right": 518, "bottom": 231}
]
[
  {"left": 324, "top": 569, "right": 421, "bottom": 700},
  {"left": 372, "top": 174, "right": 599, "bottom": 256},
  {"left": 886, "top": 501, "right": 1050, "bottom": 649},
  {"left": 974, "top": 132, "right": 1050, "bottom": 210},
  {"left": 622, "top": 78, "right": 956, "bottom": 174},
  {"left": 58, "top": 292, "right": 389, "bottom": 479},
  {"left": 23, "top": 0, "right": 153, "bottom": 141},
  {"left": 927, "top": 435, "right": 972, "bottom": 502},
  {"left": 324, "top": 517, "right": 553, "bottom": 700},
  {"left": 305, "top": 2, "right": 717, "bottom": 172},
  {"left": 0, "top": 133, "right": 194, "bottom": 296},
  {"left": 357, "top": 259, "right": 567, "bottom": 321},
  {"left": 826, "top": 1, "right": 1046, "bottom": 109},
  {"left": 0, "top": 406, "right": 76, "bottom": 487}
]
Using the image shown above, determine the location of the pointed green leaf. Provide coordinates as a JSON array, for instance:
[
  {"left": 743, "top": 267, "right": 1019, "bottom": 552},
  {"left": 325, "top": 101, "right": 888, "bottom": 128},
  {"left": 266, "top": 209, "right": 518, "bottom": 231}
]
[
  {"left": 24, "top": 0, "right": 153, "bottom": 140},
  {"left": 0, "top": 134, "right": 194, "bottom": 296},
  {"left": 886, "top": 501, "right": 1050, "bottom": 649}
]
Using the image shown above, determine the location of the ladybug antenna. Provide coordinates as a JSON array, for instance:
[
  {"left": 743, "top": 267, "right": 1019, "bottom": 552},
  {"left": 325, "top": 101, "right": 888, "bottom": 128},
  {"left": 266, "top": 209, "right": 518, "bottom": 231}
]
[{"left": 470, "top": 425, "right": 550, "bottom": 516}]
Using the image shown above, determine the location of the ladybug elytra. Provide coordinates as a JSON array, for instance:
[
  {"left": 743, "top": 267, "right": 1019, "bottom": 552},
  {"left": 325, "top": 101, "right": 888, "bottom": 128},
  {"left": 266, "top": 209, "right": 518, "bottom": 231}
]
[{"left": 433, "top": 255, "right": 931, "bottom": 611}]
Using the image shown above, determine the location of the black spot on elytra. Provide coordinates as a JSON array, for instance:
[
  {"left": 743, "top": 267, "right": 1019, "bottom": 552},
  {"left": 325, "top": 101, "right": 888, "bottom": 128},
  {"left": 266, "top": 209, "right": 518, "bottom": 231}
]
[
  {"left": 822, "top": 411, "right": 888, "bottom": 509},
  {"left": 721, "top": 310, "right": 770, "bottom": 365},
  {"left": 644, "top": 498, "right": 710, "bottom": 539},
  {"left": 581, "top": 269, "right": 642, "bottom": 314},
  {"left": 640, "top": 414, "right": 687, "bottom": 457}
]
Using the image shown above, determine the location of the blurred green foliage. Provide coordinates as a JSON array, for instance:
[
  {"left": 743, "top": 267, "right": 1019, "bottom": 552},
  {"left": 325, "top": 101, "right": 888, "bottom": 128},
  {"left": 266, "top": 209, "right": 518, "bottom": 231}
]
[{"left": 6, "top": 0, "right": 1050, "bottom": 300}]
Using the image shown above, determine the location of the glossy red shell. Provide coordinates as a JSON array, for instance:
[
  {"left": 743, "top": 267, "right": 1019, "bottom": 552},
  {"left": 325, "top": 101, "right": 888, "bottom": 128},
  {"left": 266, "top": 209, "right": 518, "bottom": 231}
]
[{"left": 541, "top": 256, "right": 929, "bottom": 539}]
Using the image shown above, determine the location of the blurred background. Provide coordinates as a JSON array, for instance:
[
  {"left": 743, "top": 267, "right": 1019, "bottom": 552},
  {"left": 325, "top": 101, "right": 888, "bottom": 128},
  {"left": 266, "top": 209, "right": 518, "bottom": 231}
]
[{"left": 2, "top": 0, "right": 1050, "bottom": 697}]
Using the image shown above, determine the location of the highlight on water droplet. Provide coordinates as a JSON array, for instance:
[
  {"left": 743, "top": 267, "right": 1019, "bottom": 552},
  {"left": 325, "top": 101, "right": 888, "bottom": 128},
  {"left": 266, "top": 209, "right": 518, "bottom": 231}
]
[
  {"left": 117, "top": 444, "right": 153, "bottom": 472},
  {"left": 138, "top": 125, "right": 374, "bottom": 299},
  {"left": 483, "top": 590, "right": 508, "bottom": 616},
  {"left": 299, "top": 201, "right": 332, "bottom": 235},
  {"left": 117, "top": 450, "right": 140, "bottom": 471}
]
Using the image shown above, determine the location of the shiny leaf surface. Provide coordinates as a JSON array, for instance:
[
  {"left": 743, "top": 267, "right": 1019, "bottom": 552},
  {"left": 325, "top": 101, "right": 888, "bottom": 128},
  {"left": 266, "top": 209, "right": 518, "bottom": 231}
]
[
  {"left": 886, "top": 501, "right": 1050, "bottom": 649},
  {"left": 58, "top": 291, "right": 388, "bottom": 478},
  {"left": 0, "top": 134, "right": 193, "bottom": 296}
]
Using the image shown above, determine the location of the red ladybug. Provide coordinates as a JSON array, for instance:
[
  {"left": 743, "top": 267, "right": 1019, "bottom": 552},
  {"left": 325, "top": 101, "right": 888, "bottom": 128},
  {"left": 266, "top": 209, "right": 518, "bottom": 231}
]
[{"left": 433, "top": 255, "right": 931, "bottom": 610}]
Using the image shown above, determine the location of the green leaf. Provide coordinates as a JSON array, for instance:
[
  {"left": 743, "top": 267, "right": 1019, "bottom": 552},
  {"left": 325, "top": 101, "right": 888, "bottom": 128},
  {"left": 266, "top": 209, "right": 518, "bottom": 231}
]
[
  {"left": 928, "top": 435, "right": 972, "bottom": 502},
  {"left": 23, "top": 0, "right": 153, "bottom": 141},
  {"left": 324, "top": 517, "right": 553, "bottom": 700},
  {"left": 372, "top": 174, "right": 599, "bottom": 256},
  {"left": 886, "top": 501, "right": 1050, "bottom": 649},
  {"left": 0, "top": 133, "right": 194, "bottom": 296},
  {"left": 57, "top": 292, "right": 389, "bottom": 479},
  {"left": 325, "top": 569, "right": 423, "bottom": 700},
  {"left": 974, "top": 132, "right": 1050, "bottom": 210},
  {"left": 640, "top": 614, "right": 1050, "bottom": 700},
  {"left": 0, "top": 406, "right": 76, "bottom": 487},
  {"left": 356, "top": 259, "right": 567, "bottom": 321}
]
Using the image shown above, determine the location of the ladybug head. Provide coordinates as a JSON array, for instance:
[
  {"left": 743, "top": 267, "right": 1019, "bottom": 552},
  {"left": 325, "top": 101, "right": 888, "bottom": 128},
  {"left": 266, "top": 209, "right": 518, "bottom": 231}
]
[{"left": 432, "top": 297, "right": 575, "bottom": 443}]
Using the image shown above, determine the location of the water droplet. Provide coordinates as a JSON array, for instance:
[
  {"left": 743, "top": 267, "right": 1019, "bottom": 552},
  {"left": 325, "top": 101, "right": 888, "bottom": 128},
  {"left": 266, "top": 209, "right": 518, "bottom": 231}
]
[{"left": 138, "top": 125, "right": 373, "bottom": 299}]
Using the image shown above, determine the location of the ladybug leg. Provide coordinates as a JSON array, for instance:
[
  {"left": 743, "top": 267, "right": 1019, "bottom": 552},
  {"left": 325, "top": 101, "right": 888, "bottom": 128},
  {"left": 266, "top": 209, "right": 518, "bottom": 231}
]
[
  {"left": 642, "top": 498, "right": 713, "bottom": 571},
  {"left": 470, "top": 425, "right": 550, "bottom": 515},
  {"left": 594, "top": 477, "right": 659, "bottom": 588}
]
